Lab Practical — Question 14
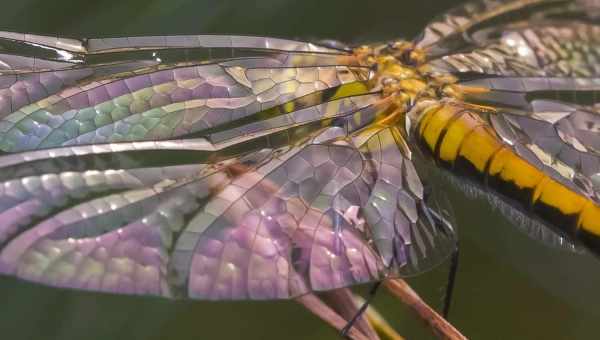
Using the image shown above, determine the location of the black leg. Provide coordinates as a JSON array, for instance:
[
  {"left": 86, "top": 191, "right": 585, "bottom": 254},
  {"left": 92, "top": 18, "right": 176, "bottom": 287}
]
[
  {"left": 442, "top": 243, "right": 459, "bottom": 319},
  {"left": 340, "top": 281, "right": 382, "bottom": 338}
]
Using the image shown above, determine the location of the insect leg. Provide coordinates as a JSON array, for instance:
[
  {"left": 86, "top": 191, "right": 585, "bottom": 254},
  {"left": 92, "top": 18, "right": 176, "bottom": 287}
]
[
  {"left": 340, "top": 281, "right": 382, "bottom": 339},
  {"left": 442, "top": 243, "right": 460, "bottom": 319}
]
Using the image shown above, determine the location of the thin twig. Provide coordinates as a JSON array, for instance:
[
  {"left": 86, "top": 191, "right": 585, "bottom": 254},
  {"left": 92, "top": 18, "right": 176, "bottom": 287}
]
[
  {"left": 326, "top": 288, "right": 380, "bottom": 340},
  {"left": 384, "top": 279, "right": 467, "bottom": 340},
  {"left": 353, "top": 295, "right": 406, "bottom": 340},
  {"left": 295, "top": 293, "right": 371, "bottom": 340}
]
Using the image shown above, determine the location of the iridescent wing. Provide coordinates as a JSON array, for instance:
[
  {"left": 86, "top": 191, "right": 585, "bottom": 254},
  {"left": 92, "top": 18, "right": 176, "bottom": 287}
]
[
  {"left": 0, "top": 33, "right": 456, "bottom": 300},
  {"left": 414, "top": 0, "right": 595, "bottom": 60},
  {"left": 353, "top": 126, "right": 457, "bottom": 276},
  {"left": 0, "top": 33, "right": 371, "bottom": 152},
  {"left": 425, "top": 21, "right": 600, "bottom": 77},
  {"left": 415, "top": 0, "right": 600, "bottom": 249}
]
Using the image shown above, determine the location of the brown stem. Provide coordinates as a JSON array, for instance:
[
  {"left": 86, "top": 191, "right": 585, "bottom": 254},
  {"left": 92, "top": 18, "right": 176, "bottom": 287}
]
[
  {"left": 353, "top": 295, "right": 405, "bottom": 340},
  {"left": 384, "top": 279, "right": 467, "bottom": 340},
  {"left": 296, "top": 293, "right": 371, "bottom": 340},
  {"left": 325, "top": 288, "right": 380, "bottom": 340}
]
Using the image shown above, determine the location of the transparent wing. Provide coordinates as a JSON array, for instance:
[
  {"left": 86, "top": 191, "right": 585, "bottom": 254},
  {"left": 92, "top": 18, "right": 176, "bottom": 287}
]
[
  {"left": 492, "top": 101, "right": 600, "bottom": 251},
  {"left": 0, "top": 33, "right": 457, "bottom": 300},
  {"left": 488, "top": 101, "right": 600, "bottom": 197},
  {"left": 418, "top": 0, "right": 600, "bottom": 78},
  {"left": 427, "top": 21, "right": 600, "bottom": 77},
  {"left": 0, "top": 33, "right": 355, "bottom": 119},
  {"left": 458, "top": 75, "right": 600, "bottom": 195},
  {"left": 353, "top": 126, "right": 457, "bottom": 277},
  {"left": 180, "top": 140, "right": 379, "bottom": 300},
  {"left": 0, "top": 128, "right": 456, "bottom": 300},
  {"left": 180, "top": 128, "right": 456, "bottom": 300},
  {"left": 0, "top": 32, "right": 368, "bottom": 152},
  {"left": 414, "top": 0, "right": 591, "bottom": 58}
]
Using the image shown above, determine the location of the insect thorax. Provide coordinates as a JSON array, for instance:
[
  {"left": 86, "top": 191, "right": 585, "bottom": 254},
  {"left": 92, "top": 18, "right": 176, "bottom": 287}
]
[{"left": 353, "top": 40, "right": 461, "bottom": 119}]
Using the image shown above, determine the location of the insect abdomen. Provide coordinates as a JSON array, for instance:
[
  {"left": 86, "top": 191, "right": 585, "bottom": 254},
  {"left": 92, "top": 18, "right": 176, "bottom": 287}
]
[{"left": 417, "top": 103, "right": 600, "bottom": 252}]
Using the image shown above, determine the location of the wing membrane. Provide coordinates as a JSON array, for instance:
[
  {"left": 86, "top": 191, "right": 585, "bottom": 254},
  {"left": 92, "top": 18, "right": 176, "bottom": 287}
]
[
  {"left": 428, "top": 22, "right": 600, "bottom": 77},
  {"left": 0, "top": 64, "right": 369, "bottom": 152},
  {"left": 0, "top": 33, "right": 457, "bottom": 300},
  {"left": 355, "top": 126, "right": 456, "bottom": 276},
  {"left": 490, "top": 101, "right": 600, "bottom": 196},
  {"left": 0, "top": 130, "right": 456, "bottom": 300},
  {"left": 414, "top": 0, "right": 574, "bottom": 56},
  {"left": 85, "top": 35, "right": 343, "bottom": 54}
]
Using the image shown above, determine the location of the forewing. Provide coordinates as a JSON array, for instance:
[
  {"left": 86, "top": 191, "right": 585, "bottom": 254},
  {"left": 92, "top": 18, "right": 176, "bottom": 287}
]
[
  {"left": 414, "top": 0, "right": 595, "bottom": 59},
  {"left": 427, "top": 22, "right": 600, "bottom": 78},
  {"left": 418, "top": 0, "right": 600, "bottom": 78},
  {"left": 415, "top": 0, "right": 565, "bottom": 55},
  {"left": 0, "top": 33, "right": 369, "bottom": 152}
]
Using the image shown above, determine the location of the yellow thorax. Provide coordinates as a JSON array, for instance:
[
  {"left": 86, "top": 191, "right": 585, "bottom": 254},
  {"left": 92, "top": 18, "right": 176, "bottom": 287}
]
[{"left": 353, "top": 41, "right": 463, "bottom": 109}]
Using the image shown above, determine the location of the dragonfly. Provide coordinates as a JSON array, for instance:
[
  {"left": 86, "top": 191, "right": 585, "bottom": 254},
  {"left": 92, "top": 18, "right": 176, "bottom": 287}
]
[{"left": 0, "top": 0, "right": 598, "bottom": 338}]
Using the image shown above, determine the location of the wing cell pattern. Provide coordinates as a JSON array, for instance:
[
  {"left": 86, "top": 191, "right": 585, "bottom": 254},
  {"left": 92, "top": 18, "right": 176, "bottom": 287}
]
[
  {"left": 0, "top": 132, "right": 455, "bottom": 300},
  {"left": 357, "top": 127, "right": 455, "bottom": 276},
  {"left": 414, "top": 0, "right": 573, "bottom": 55},
  {"left": 428, "top": 22, "right": 600, "bottom": 77},
  {"left": 0, "top": 33, "right": 456, "bottom": 300},
  {"left": 489, "top": 101, "right": 600, "bottom": 199},
  {"left": 0, "top": 63, "right": 368, "bottom": 152},
  {"left": 419, "top": 5, "right": 600, "bottom": 206}
]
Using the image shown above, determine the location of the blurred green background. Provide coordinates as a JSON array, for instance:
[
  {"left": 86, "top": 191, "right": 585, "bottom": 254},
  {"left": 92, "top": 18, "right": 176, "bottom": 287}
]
[{"left": 0, "top": 0, "right": 599, "bottom": 339}]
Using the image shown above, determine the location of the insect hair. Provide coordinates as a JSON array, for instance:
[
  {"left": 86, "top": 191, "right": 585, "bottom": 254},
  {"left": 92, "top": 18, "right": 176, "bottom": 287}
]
[{"left": 436, "top": 168, "right": 581, "bottom": 253}]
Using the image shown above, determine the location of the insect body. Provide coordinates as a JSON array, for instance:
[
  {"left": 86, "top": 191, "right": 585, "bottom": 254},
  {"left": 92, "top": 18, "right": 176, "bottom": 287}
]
[{"left": 0, "top": 0, "right": 597, "bottom": 310}]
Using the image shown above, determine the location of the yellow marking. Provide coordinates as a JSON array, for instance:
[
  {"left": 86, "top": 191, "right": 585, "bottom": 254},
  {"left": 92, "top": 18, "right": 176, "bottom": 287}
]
[
  {"left": 417, "top": 104, "right": 442, "bottom": 137},
  {"left": 399, "top": 78, "right": 427, "bottom": 94},
  {"left": 420, "top": 104, "right": 462, "bottom": 153},
  {"left": 444, "top": 84, "right": 501, "bottom": 105},
  {"left": 499, "top": 155, "right": 544, "bottom": 190},
  {"left": 438, "top": 111, "right": 479, "bottom": 163},
  {"left": 457, "top": 126, "right": 502, "bottom": 172},
  {"left": 458, "top": 101, "right": 497, "bottom": 114},
  {"left": 331, "top": 82, "right": 370, "bottom": 100},
  {"left": 391, "top": 126, "right": 412, "bottom": 158},
  {"left": 538, "top": 180, "right": 587, "bottom": 216},
  {"left": 578, "top": 201, "right": 600, "bottom": 236},
  {"left": 369, "top": 96, "right": 399, "bottom": 126},
  {"left": 378, "top": 108, "right": 403, "bottom": 126},
  {"left": 283, "top": 101, "right": 295, "bottom": 113},
  {"left": 388, "top": 91, "right": 411, "bottom": 110},
  {"left": 532, "top": 176, "right": 550, "bottom": 204},
  {"left": 324, "top": 100, "right": 341, "bottom": 117},
  {"left": 454, "top": 84, "right": 491, "bottom": 95},
  {"left": 376, "top": 55, "right": 418, "bottom": 79},
  {"left": 487, "top": 147, "right": 511, "bottom": 176}
]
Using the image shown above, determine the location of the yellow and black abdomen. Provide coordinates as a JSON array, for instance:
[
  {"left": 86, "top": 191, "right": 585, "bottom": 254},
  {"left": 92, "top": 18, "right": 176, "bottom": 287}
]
[{"left": 417, "top": 102, "right": 600, "bottom": 253}]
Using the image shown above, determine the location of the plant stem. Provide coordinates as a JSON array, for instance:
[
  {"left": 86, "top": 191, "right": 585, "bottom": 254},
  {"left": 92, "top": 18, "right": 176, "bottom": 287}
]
[
  {"left": 384, "top": 279, "right": 467, "bottom": 340},
  {"left": 296, "top": 293, "right": 371, "bottom": 340}
]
